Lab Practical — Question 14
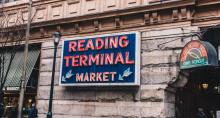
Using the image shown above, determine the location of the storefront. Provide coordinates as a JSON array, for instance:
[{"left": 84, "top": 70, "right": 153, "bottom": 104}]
[
  {"left": 175, "top": 34, "right": 220, "bottom": 117},
  {"left": 1, "top": 45, "right": 40, "bottom": 117}
]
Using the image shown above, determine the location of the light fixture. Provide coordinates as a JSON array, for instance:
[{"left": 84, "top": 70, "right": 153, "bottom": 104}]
[
  {"left": 47, "top": 32, "right": 61, "bottom": 118},
  {"left": 201, "top": 83, "right": 208, "bottom": 89},
  {"left": 53, "top": 32, "right": 61, "bottom": 45},
  {"left": 214, "top": 86, "right": 220, "bottom": 93},
  {"left": 28, "top": 99, "right": 32, "bottom": 103}
]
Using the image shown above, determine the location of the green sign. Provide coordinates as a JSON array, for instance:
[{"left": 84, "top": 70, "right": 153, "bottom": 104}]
[{"left": 180, "top": 40, "right": 218, "bottom": 69}]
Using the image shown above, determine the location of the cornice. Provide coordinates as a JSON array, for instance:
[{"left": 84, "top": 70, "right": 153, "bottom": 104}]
[
  {"left": 2, "top": 0, "right": 220, "bottom": 43},
  {"left": 197, "top": 0, "right": 220, "bottom": 6},
  {"left": 29, "top": 0, "right": 195, "bottom": 28}
]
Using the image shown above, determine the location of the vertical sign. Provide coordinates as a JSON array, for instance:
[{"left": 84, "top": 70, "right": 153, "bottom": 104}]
[{"left": 59, "top": 32, "right": 140, "bottom": 86}]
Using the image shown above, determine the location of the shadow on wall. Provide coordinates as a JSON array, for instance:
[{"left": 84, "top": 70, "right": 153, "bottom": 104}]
[{"left": 169, "top": 71, "right": 189, "bottom": 88}]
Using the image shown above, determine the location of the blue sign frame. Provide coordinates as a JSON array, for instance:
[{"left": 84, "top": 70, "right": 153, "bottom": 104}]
[{"left": 59, "top": 32, "right": 140, "bottom": 86}]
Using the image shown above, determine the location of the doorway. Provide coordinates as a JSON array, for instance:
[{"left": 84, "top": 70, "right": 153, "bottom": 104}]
[{"left": 175, "top": 68, "right": 220, "bottom": 118}]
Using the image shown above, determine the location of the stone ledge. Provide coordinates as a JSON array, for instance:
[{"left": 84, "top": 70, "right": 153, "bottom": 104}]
[
  {"left": 37, "top": 100, "right": 165, "bottom": 117},
  {"left": 37, "top": 86, "right": 134, "bottom": 101},
  {"left": 141, "top": 66, "right": 178, "bottom": 84},
  {"left": 141, "top": 50, "right": 180, "bottom": 66}
]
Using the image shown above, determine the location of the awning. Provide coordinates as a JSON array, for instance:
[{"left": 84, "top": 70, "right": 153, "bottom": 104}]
[{"left": 3, "top": 46, "right": 40, "bottom": 90}]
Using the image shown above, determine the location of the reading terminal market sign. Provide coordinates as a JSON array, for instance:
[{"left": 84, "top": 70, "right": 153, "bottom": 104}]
[
  {"left": 59, "top": 32, "right": 140, "bottom": 86},
  {"left": 180, "top": 40, "right": 218, "bottom": 70}
]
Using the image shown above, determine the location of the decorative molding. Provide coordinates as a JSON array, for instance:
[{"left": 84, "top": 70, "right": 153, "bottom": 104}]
[
  {"left": 124, "top": 0, "right": 141, "bottom": 8},
  {"left": 40, "top": 28, "right": 45, "bottom": 37},
  {"left": 56, "top": 25, "right": 61, "bottom": 32},
  {"left": 103, "top": 0, "right": 119, "bottom": 11},
  {"left": 83, "top": 0, "right": 98, "bottom": 14},
  {"left": 148, "top": 0, "right": 161, "bottom": 4},
  {"left": 66, "top": 0, "right": 80, "bottom": 17},
  {"left": 144, "top": 13, "right": 150, "bottom": 24},
  {"left": 35, "top": 8, "right": 46, "bottom": 21},
  {"left": 115, "top": 17, "right": 121, "bottom": 28},
  {"left": 180, "top": 8, "right": 187, "bottom": 20},
  {"left": 172, "top": 9, "right": 179, "bottom": 21},
  {"left": 51, "top": 4, "right": 63, "bottom": 19},
  {"left": 94, "top": 20, "right": 99, "bottom": 31},
  {"left": 0, "top": 0, "right": 196, "bottom": 26},
  {"left": 151, "top": 12, "right": 158, "bottom": 23},
  {"left": 67, "top": 0, "right": 80, "bottom": 4},
  {"left": 21, "top": 10, "right": 28, "bottom": 22},
  {"left": 1, "top": 0, "right": 220, "bottom": 43},
  {"left": 74, "top": 23, "right": 79, "bottom": 33},
  {"left": 35, "top": 5, "right": 47, "bottom": 10},
  {"left": 8, "top": 13, "right": 17, "bottom": 24}
]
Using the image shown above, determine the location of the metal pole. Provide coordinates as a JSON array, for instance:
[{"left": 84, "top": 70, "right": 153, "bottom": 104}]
[
  {"left": 17, "top": 0, "right": 32, "bottom": 118},
  {"left": 47, "top": 43, "right": 58, "bottom": 118}
]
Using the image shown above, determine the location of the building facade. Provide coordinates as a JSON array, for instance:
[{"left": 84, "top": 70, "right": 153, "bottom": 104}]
[{"left": 1, "top": 0, "right": 220, "bottom": 117}]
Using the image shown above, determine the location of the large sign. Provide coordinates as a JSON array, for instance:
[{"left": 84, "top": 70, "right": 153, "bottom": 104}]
[
  {"left": 180, "top": 40, "right": 218, "bottom": 69},
  {"left": 60, "top": 32, "right": 140, "bottom": 86}
]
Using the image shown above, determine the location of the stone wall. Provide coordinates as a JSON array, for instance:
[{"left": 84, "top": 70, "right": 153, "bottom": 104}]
[{"left": 37, "top": 25, "right": 198, "bottom": 118}]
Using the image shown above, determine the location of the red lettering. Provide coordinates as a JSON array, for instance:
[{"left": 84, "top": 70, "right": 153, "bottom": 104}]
[
  {"left": 78, "top": 40, "right": 85, "bottom": 51},
  {"left": 105, "top": 53, "right": 114, "bottom": 65},
  {"left": 85, "top": 39, "right": 95, "bottom": 51},
  {"left": 79, "top": 55, "right": 88, "bottom": 66},
  {"left": 100, "top": 54, "right": 104, "bottom": 65},
  {"left": 72, "top": 55, "right": 79, "bottom": 67},
  {"left": 69, "top": 41, "right": 77, "bottom": 52},
  {"left": 109, "top": 37, "right": 118, "bottom": 49},
  {"left": 89, "top": 54, "right": 100, "bottom": 66},
  {"left": 103, "top": 72, "right": 109, "bottom": 81},
  {"left": 64, "top": 56, "right": 70, "bottom": 67},
  {"left": 119, "top": 36, "right": 128, "bottom": 48},
  {"left": 125, "top": 52, "right": 134, "bottom": 64},
  {"left": 114, "top": 52, "right": 124, "bottom": 64},
  {"left": 96, "top": 72, "right": 102, "bottom": 81},
  {"left": 96, "top": 38, "right": 104, "bottom": 50},
  {"left": 105, "top": 37, "right": 109, "bottom": 49}
]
